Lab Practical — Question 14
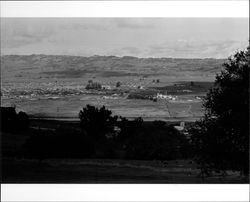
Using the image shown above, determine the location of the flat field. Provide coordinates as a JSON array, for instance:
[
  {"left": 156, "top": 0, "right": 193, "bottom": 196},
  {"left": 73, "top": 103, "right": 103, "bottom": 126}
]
[{"left": 1, "top": 93, "right": 204, "bottom": 121}]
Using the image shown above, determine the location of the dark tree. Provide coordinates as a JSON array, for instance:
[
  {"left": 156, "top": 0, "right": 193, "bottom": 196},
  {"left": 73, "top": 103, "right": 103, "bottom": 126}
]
[
  {"left": 190, "top": 46, "right": 249, "bottom": 175},
  {"left": 117, "top": 117, "right": 143, "bottom": 142},
  {"left": 0, "top": 107, "right": 17, "bottom": 132},
  {"left": 17, "top": 111, "right": 29, "bottom": 130},
  {"left": 0, "top": 107, "right": 29, "bottom": 132},
  {"left": 25, "top": 130, "right": 95, "bottom": 159},
  {"left": 124, "top": 124, "right": 188, "bottom": 160},
  {"left": 116, "top": 117, "right": 189, "bottom": 160},
  {"left": 79, "top": 105, "right": 118, "bottom": 142}
]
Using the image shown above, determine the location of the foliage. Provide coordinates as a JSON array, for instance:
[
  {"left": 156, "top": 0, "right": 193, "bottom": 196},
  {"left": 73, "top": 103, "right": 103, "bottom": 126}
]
[
  {"left": 190, "top": 46, "right": 249, "bottom": 175},
  {"left": 125, "top": 125, "right": 189, "bottom": 160},
  {"left": 153, "top": 120, "right": 166, "bottom": 127},
  {"left": 0, "top": 107, "right": 29, "bottom": 132},
  {"left": 17, "top": 111, "right": 29, "bottom": 130},
  {"left": 25, "top": 129, "right": 95, "bottom": 159},
  {"left": 116, "top": 118, "right": 189, "bottom": 160},
  {"left": 116, "top": 117, "right": 144, "bottom": 143},
  {"left": 79, "top": 105, "right": 118, "bottom": 142},
  {"left": 21, "top": 105, "right": 192, "bottom": 160}
]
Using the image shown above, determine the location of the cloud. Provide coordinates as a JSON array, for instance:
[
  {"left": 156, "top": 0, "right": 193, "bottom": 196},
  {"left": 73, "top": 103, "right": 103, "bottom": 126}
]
[
  {"left": 1, "top": 18, "right": 248, "bottom": 58},
  {"left": 147, "top": 40, "right": 248, "bottom": 58},
  {"left": 1, "top": 19, "right": 55, "bottom": 49},
  {"left": 121, "top": 47, "right": 142, "bottom": 55},
  {"left": 114, "top": 19, "right": 155, "bottom": 29},
  {"left": 61, "top": 19, "right": 108, "bottom": 31}
]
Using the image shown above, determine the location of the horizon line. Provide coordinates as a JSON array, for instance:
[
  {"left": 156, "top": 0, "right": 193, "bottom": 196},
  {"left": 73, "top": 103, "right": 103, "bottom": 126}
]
[{"left": 0, "top": 53, "right": 228, "bottom": 60}]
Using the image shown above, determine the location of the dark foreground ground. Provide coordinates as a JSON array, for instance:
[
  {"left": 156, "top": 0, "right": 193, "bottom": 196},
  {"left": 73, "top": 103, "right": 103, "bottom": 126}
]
[
  {"left": 1, "top": 119, "right": 248, "bottom": 183},
  {"left": 2, "top": 158, "right": 248, "bottom": 183}
]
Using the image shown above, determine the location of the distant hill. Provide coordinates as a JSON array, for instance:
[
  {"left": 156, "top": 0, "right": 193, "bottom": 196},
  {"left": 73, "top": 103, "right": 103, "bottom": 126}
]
[{"left": 1, "top": 55, "right": 225, "bottom": 80}]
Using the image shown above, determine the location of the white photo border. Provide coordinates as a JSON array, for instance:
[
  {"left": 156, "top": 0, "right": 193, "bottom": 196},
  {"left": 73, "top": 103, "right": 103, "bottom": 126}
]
[
  {"left": 0, "top": 0, "right": 249, "bottom": 18},
  {"left": 0, "top": 1, "right": 249, "bottom": 202}
]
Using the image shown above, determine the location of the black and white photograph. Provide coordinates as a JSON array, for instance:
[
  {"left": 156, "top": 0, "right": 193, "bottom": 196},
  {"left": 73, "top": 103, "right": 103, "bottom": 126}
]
[{"left": 0, "top": 0, "right": 249, "bottom": 192}]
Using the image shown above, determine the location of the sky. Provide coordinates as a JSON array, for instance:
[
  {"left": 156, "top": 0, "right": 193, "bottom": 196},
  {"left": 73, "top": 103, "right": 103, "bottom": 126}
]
[{"left": 1, "top": 18, "right": 249, "bottom": 58}]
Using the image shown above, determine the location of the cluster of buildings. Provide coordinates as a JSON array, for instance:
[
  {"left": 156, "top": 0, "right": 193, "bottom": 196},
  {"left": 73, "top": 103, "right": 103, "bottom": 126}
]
[
  {"left": 1, "top": 82, "right": 90, "bottom": 99},
  {"left": 156, "top": 93, "right": 178, "bottom": 101}
]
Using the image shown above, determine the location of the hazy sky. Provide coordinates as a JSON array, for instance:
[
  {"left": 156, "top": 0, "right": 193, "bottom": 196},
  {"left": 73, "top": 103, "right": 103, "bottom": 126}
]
[{"left": 1, "top": 18, "right": 249, "bottom": 58}]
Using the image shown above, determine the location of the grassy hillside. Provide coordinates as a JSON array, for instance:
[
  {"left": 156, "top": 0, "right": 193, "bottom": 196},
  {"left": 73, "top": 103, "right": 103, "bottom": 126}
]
[{"left": 1, "top": 55, "right": 225, "bottom": 81}]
